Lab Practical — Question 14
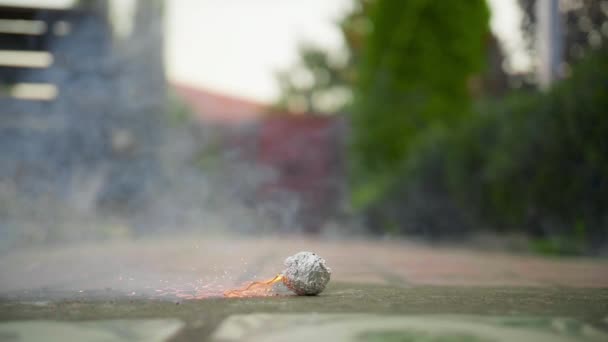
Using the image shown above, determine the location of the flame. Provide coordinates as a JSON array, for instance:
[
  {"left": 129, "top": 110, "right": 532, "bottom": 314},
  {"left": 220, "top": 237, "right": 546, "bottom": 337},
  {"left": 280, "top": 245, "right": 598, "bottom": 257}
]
[
  {"left": 223, "top": 274, "right": 284, "bottom": 298},
  {"left": 154, "top": 274, "right": 286, "bottom": 300}
]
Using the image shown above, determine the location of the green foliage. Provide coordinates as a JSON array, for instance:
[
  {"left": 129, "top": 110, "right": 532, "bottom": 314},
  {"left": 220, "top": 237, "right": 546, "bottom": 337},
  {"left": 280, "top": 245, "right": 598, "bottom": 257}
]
[
  {"left": 348, "top": 0, "right": 607, "bottom": 253},
  {"left": 376, "top": 49, "right": 608, "bottom": 253},
  {"left": 452, "top": 50, "right": 608, "bottom": 247},
  {"left": 275, "top": 44, "right": 353, "bottom": 114},
  {"left": 350, "top": 0, "right": 490, "bottom": 207},
  {"left": 274, "top": 0, "right": 372, "bottom": 114}
]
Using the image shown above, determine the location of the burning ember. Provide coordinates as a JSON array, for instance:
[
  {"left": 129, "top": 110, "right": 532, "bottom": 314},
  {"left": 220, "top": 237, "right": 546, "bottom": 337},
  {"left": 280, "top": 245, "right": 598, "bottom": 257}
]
[
  {"left": 156, "top": 251, "right": 331, "bottom": 299},
  {"left": 155, "top": 279, "right": 228, "bottom": 300},
  {"left": 224, "top": 274, "right": 285, "bottom": 298}
]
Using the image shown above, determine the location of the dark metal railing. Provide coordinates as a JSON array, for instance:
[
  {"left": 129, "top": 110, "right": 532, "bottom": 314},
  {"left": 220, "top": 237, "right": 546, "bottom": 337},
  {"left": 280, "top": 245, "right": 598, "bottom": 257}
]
[{"left": 0, "top": 5, "right": 79, "bottom": 102}]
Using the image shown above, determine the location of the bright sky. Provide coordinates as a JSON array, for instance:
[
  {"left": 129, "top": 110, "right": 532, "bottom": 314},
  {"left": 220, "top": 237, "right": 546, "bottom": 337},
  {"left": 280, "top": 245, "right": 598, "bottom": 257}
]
[
  {"left": 2, "top": 0, "right": 528, "bottom": 103},
  {"left": 166, "top": 0, "right": 352, "bottom": 103},
  {"left": 166, "top": 0, "right": 530, "bottom": 102}
]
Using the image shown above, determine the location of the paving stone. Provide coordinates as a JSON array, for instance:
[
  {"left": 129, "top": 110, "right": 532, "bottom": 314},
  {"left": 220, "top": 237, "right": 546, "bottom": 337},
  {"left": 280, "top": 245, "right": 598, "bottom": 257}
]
[
  {"left": 210, "top": 313, "right": 608, "bottom": 342},
  {"left": 0, "top": 319, "right": 184, "bottom": 342},
  {"left": 1, "top": 237, "right": 607, "bottom": 297}
]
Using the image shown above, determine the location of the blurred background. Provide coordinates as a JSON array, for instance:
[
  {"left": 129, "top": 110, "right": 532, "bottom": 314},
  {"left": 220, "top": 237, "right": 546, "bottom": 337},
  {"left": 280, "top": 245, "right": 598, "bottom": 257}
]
[{"left": 0, "top": 0, "right": 606, "bottom": 256}]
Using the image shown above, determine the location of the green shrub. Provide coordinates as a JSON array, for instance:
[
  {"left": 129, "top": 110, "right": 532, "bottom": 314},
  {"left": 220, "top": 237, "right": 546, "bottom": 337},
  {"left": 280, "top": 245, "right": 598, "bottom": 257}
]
[
  {"left": 350, "top": 0, "right": 490, "bottom": 209},
  {"left": 372, "top": 49, "right": 608, "bottom": 253}
]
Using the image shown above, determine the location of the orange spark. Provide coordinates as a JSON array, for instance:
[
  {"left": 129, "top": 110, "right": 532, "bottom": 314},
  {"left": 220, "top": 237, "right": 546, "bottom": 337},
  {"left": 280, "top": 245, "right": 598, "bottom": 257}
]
[{"left": 223, "top": 274, "right": 284, "bottom": 298}]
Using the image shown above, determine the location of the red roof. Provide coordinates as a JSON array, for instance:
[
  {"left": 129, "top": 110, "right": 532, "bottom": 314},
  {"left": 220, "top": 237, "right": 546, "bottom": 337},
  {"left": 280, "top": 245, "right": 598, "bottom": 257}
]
[{"left": 172, "top": 83, "right": 265, "bottom": 124}]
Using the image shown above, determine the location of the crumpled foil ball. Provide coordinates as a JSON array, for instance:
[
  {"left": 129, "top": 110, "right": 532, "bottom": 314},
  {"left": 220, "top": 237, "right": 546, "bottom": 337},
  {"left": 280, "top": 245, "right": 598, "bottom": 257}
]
[{"left": 282, "top": 251, "right": 331, "bottom": 295}]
